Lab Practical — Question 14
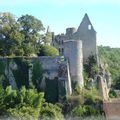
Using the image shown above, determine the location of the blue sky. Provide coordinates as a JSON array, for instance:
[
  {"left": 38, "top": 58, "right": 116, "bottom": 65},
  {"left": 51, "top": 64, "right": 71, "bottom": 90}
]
[{"left": 0, "top": 0, "right": 120, "bottom": 47}]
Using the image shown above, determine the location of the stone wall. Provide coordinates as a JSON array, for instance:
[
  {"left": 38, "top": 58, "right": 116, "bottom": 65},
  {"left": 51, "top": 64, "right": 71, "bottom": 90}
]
[
  {"left": 103, "top": 99, "right": 120, "bottom": 120},
  {"left": 75, "top": 14, "right": 97, "bottom": 62},
  {"left": 0, "top": 56, "right": 72, "bottom": 102}
]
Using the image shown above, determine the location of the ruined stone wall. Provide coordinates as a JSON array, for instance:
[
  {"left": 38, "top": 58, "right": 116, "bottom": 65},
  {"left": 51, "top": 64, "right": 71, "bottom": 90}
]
[
  {"left": 74, "top": 14, "right": 97, "bottom": 63},
  {"left": 33, "top": 56, "right": 72, "bottom": 95},
  {"left": 103, "top": 100, "right": 120, "bottom": 120},
  {"left": 0, "top": 57, "right": 72, "bottom": 102},
  {"left": 97, "top": 75, "right": 109, "bottom": 101}
]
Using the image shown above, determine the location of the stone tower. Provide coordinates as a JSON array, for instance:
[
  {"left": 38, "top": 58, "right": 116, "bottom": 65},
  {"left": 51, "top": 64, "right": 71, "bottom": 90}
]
[
  {"left": 74, "top": 13, "right": 97, "bottom": 62},
  {"left": 51, "top": 13, "right": 97, "bottom": 88},
  {"left": 64, "top": 40, "right": 84, "bottom": 88}
]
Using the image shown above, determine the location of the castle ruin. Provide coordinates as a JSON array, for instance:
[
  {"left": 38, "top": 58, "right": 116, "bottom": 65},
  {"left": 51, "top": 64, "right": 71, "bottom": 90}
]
[
  {"left": 49, "top": 13, "right": 97, "bottom": 91},
  {"left": 51, "top": 13, "right": 97, "bottom": 63},
  {"left": 0, "top": 13, "right": 111, "bottom": 102}
]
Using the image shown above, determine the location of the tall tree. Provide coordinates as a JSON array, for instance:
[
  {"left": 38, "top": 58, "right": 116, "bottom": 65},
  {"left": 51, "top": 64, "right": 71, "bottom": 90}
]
[
  {"left": 18, "top": 14, "right": 44, "bottom": 56},
  {"left": 0, "top": 12, "right": 24, "bottom": 56}
]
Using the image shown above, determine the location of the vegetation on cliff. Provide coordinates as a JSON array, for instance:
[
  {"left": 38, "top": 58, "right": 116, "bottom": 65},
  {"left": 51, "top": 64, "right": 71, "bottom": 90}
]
[{"left": 98, "top": 46, "right": 120, "bottom": 89}]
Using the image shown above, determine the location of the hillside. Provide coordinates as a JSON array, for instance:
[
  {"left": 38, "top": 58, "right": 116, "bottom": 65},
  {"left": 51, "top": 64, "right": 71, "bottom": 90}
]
[{"left": 98, "top": 46, "right": 120, "bottom": 89}]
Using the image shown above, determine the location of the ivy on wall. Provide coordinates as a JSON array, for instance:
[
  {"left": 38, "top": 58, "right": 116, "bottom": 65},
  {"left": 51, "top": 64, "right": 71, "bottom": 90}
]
[
  {"left": 45, "top": 78, "right": 59, "bottom": 103},
  {"left": 32, "top": 60, "right": 43, "bottom": 91},
  {"left": 0, "top": 60, "right": 9, "bottom": 88},
  {"left": 13, "top": 58, "right": 30, "bottom": 89}
]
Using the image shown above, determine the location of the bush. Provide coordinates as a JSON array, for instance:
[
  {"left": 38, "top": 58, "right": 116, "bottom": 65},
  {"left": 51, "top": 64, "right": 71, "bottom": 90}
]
[
  {"left": 109, "top": 89, "right": 117, "bottom": 98},
  {"left": 40, "top": 103, "right": 64, "bottom": 120},
  {"left": 72, "top": 105, "right": 98, "bottom": 117},
  {"left": 38, "top": 45, "right": 59, "bottom": 56},
  {"left": 0, "top": 86, "right": 44, "bottom": 119}
]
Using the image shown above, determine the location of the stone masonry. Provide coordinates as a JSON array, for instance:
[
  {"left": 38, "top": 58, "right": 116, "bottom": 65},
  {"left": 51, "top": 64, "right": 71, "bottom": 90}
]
[{"left": 51, "top": 13, "right": 97, "bottom": 63}]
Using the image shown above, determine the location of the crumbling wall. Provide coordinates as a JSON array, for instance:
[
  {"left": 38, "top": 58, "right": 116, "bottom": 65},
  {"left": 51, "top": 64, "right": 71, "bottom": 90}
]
[
  {"left": 104, "top": 100, "right": 120, "bottom": 120},
  {"left": 0, "top": 56, "right": 72, "bottom": 102}
]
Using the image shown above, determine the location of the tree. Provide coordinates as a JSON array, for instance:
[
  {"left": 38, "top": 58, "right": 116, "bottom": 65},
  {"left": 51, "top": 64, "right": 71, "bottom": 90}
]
[
  {"left": 38, "top": 45, "right": 59, "bottom": 56},
  {"left": 0, "top": 12, "right": 24, "bottom": 56},
  {"left": 18, "top": 14, "right": 44, "bottom": 56},
  {"left": 84, "top": 55, "right": 98, "bottom": 78}
]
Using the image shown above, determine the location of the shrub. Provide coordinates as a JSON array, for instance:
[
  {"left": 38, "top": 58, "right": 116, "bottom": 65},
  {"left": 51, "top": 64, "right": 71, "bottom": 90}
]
[
  {"left": 40, "top": 103, "right": 64, "bottom": 120},
  {"left": 38, "top": 45, "right": 59, "bottom": 56}
]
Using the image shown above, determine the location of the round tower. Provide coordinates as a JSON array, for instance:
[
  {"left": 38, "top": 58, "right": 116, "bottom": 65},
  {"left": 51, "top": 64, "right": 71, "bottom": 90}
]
[
  {"left": 64, "top": 40, "right": 84, "bottom": 88},
  {"left": 66, "top": 27, "right": 76, "bottom": 35}
]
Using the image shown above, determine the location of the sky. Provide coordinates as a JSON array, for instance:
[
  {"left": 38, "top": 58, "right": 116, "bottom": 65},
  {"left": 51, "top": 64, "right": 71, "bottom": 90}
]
[{"left": 0, "top": 0, "right": 120, "bottom": 47}]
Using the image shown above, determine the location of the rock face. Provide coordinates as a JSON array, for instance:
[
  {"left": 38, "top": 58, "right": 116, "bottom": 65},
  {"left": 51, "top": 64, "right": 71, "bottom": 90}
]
[{"left": 96, "top": 75, "right": 109, "bottom": 101}]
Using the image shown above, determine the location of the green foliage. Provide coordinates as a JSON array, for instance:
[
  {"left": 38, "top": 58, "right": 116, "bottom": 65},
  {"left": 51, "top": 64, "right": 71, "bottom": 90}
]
[
  {"left": 84, "top": 55, "right": 99, "bottom": 83},
  {"left": 0, "top": 12, "right": 44, "bottom": 57},
  {"left": 98, "top": 46, "right": 120, "bottom": 89},
  {"left": 71, "top": 89, "right": 103, "bottom": 117},
  {"left": 13, "top": 58, "right": 30, "bottom": 88},
  {"left": 72, "top": 105, "right": 99, "bottom": 117},
  {"left": 43, "top": 32, "right": 52, "bottom": 45},
  {"left": 0, "top": 12, "right": 24, "bottom": 56},
  {"left": 109, "top": 88, "right": 117, "bottom": 98},
  {"left": 0, "top": 60, "right": 6, "bottom": 87},
  {"left": 40, "top": 103, "right": 64, "bottom": 120},
  {"left": 0, "top": 85, "right": 65, "bottom": 120},
  {"left": 0, "top": 85, "right": 44, "bottom": 119},
  {"left": 38, "top": 45, "right": 59, "bottom": 56},
  {"left": 71, "top": 81, "right": 81, "bottom": 95},
  {"left": 18, "top": 14, "right": 44, "bottom": 56},
  {"left": 32, "top": 61, "right": 43, "bottom": 91}
]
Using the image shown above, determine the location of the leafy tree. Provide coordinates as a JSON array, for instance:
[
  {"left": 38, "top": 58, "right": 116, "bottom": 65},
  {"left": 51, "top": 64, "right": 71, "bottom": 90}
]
[
  {"left": 0, "top": 12, "right": 24, "bottom": 56},
  {"left": 0, "top": 13, "right": 44, "bottom": 57},
  {"left": 84, "top": 55, "right": 99, "bottom": 85},
  {"left": 38, "top": 45, "right": 59, "bottom": 56},
  {"left": 18, "top": 14, "right": 44, "bottom": 56}
]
